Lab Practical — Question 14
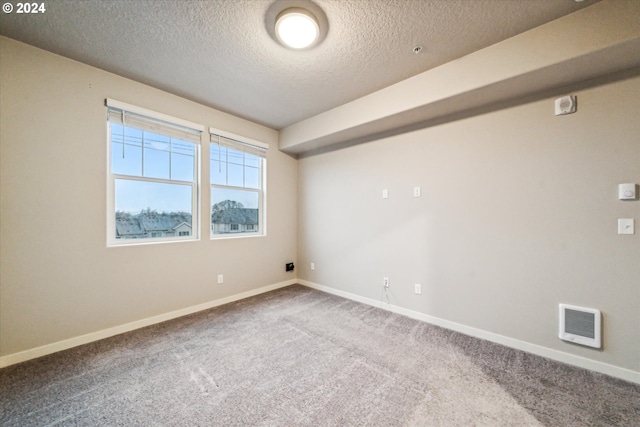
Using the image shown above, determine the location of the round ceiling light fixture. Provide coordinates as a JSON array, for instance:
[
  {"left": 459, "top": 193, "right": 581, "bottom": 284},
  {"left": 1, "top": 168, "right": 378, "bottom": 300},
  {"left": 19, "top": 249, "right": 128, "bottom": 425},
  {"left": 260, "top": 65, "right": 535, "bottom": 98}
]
[
  {"left": 265, "top": 1, "right": 328, "bottom": 50},
  {"left": 275, "top": 8, "right": 319, "bottom": 49}
]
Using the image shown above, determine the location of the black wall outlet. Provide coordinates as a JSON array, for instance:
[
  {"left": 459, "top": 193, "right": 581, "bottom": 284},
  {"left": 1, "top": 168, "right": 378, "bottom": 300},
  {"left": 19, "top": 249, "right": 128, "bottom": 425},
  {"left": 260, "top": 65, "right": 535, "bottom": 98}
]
[{"left": 286, "top": 262, "right": 294, "bottom": 272}]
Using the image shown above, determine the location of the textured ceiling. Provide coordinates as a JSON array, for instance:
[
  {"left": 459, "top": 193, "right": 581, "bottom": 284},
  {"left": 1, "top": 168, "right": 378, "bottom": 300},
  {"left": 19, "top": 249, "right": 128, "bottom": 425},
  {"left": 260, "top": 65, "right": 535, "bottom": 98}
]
[{"left": 0, "top": 0, "right": 597, "bottom": 129}]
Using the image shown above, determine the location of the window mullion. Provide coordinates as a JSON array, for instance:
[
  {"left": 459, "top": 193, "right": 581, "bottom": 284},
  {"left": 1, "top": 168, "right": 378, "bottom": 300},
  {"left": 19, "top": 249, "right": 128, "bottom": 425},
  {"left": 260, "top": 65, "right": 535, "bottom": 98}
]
[
  {"left": 141, "top": 131, "right": 145, "bottom": 177},
  {"left": 225, "top": 146, "right": 229, "bottom": 186},
  {"left": 168, "top": 137, "right": 172, "bottom": 181},
  {"left": 243, "top": 152, "right": 246, "bottom": 188}
]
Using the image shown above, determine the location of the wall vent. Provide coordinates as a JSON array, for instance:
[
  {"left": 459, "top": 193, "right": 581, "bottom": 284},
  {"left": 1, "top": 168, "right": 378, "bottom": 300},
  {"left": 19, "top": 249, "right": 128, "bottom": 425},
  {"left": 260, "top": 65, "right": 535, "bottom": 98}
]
[{"left": 559, "top": 304, "right": 601, "bottom": 348}]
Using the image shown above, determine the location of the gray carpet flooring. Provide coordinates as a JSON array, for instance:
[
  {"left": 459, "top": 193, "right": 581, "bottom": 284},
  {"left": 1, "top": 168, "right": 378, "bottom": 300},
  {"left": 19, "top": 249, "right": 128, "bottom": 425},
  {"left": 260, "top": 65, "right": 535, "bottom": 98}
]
[{"left": 1, "top": 284, "right": 638, "bottom": 426}]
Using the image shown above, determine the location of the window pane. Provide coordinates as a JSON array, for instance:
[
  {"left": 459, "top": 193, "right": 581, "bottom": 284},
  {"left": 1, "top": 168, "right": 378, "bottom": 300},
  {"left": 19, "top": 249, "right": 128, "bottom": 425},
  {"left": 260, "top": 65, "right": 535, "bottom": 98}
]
[
  {"left": 144, "top": 148, "right": 170, "bottom": 179},
  {"left": 245, "top": 166, "right": 259, "bottom": 189},
  {"left": 172, "top": 140, "right": 194, "bottom": 156},
  {"left": 115, "top": 179, "right": 193, "bottom": 240},
  {"left": 123, "top": 126, "right": 143, "bottom": 147},
  {"left": 227, "top": 148, "right": 244, "bottom": 165},
  {"left": 210, "top": 145, "right": 228, "bottom": 185},
  {"left": 245, "top": 154, "right": 260, "bottom": 168},
  {"left": 145, "top": 132, "right": 171, "bottom": 151},
  {"left": 210, "top": 160, "right": 227, "bottom": 185},
  {"left": 227, "top": 163, "right": 244, "bottom": 187},
  {"left": 211, "top": 188, "right": 259, "bottom": 235},
  {"left": 210, "top": 144, "right": 227, "bottom": 163},
  {"left": 143, "top": 130, "right": 171, "bottom": 180},
  {"left": 112, "top": 142, "right": 142, "bottom": 176},
  {"left": 111, "top": 124, "right": 199, "bottom": 181},
  {"left": 171, "top": 153, "right": 194, "bottom": 182},
  {"left": 111, "top": 123, "right": 143, "bottom": 176}
]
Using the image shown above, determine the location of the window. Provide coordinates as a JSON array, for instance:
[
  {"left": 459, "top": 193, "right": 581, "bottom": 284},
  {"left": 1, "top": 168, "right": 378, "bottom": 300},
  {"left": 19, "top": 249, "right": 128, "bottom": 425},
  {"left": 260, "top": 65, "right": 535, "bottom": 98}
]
[
  {"left": 106, "top": 99, "right": 203, "bottom": 245},
  {"left": 210, "top": 128, "right": 267, "bottom": 237}
]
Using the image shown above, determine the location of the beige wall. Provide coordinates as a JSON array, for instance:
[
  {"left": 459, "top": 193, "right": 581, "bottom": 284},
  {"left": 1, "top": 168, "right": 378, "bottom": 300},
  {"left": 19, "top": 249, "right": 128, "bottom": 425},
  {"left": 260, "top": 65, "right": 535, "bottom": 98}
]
[
  {"left": 1, "top": 34, "right": 639, "bottom": 379},
  {"left": 298, "top": 75, "right": 640, "bottom": 373},
  {"left": 0, "top": 37, "right": 298, "bottom": 357}
]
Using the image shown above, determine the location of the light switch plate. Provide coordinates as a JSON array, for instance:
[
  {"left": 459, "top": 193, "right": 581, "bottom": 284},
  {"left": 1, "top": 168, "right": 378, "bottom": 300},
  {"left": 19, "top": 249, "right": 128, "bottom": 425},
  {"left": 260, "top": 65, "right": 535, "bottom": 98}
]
[{"left": 618, "top": 218, "right": 634, "bottom": 235}]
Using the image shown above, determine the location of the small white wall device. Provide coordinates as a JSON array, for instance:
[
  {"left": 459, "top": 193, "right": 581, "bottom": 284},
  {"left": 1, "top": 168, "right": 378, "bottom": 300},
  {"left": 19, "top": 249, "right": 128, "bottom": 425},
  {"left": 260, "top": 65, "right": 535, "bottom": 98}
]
[
  {"left": 618, "top": 183, "right": 637, "bottom": 200},
  {"left": 554, "top": 95, "right": 576, "bottom": 116},
  {"left": 559, "top": 304, "right": 601, "bottom": 348}
]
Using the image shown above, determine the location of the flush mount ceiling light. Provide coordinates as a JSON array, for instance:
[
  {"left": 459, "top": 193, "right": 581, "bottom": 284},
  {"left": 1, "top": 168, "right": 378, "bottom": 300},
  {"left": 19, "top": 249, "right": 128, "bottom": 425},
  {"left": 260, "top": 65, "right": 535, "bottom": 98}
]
[
  {"left": 276, "top": 8, "right": 319, "bottom": 49},
  {"left": 265, "top": 0, "right": 328, "bottom": 50}
]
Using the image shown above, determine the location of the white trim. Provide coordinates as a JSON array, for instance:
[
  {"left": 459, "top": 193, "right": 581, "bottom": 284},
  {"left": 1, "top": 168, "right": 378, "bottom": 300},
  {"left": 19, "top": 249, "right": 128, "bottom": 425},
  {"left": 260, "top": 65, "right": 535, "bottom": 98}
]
[
  {"left": 298, "top": 280, "right": 640, "bottom": 385},
  {"left": 0, "top": 279, "right": 297, "bottom": 368},
  {"left": 209, "top": 127, "right": 269, "bottom": 150},
  {"left": 6, "top": 278, "right": 637, "bottom": 385},
  {"left": 106, "top": 98, "right": 205, "bottom": 132}
]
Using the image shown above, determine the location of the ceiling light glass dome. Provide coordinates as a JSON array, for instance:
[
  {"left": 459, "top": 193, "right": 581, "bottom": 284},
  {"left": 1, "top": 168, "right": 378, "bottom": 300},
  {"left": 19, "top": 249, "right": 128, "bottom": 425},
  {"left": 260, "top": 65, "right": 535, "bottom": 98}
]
[{"left": 275, "top": 8, "right": 320, "bottom": 49}]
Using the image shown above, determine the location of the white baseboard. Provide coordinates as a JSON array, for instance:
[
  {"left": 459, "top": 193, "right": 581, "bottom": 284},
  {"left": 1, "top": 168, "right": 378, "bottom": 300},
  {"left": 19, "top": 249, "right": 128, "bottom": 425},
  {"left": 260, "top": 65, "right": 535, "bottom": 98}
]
[
  {"left": 298, "top": 279, "right": 640, "bottom": 385},
  {"left": 5, "top": 278, "right": 638, "bottom": 385},
  {"left": 0, "top": 279, "right": 297, "bottom": 368}
]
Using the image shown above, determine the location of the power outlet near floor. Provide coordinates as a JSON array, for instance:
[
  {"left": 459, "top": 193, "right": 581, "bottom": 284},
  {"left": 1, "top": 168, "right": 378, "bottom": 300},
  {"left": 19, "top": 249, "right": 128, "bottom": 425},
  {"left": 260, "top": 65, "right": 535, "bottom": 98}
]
[
  {"left": 217, "top": 274, "right": 224, "bottom": 285},
  {"left": 383, "top": 277, "right": 390, "bottom": 288},
  {"left": 414, "top": 284, "right": 422, "bottom": 295}
]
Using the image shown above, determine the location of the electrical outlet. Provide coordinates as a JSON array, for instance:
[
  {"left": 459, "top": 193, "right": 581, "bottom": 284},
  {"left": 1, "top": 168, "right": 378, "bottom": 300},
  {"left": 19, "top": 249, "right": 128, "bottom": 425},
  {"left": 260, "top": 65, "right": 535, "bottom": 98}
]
[
  {"left": 383, "top": 277, "right": 390, "bottom": 288},
  {"left": 414, "top": 284, "right": 422, "bottom": 294},
  {"left": 217, "top": 274, "right": 224, "bottom": 284},
  {"left": 310, "top": 262, "right": 315, "bottom": 271}
]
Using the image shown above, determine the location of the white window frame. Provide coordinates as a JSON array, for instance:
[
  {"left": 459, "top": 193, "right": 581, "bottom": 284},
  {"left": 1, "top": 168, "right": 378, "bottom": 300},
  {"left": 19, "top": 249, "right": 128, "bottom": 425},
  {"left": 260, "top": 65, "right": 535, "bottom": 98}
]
[
  {"left": 106, "top": 99, "right": 203, "bottom": 246},
  {"left": 209, "top": 127, "right": 268, "bottom": 239}
]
